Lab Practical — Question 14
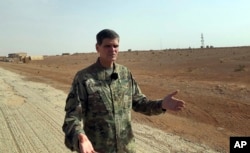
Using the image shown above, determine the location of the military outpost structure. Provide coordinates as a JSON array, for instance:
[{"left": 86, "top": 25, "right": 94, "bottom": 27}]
[{"left": 0, "top": 52, "right": 44, "bottom": 63}]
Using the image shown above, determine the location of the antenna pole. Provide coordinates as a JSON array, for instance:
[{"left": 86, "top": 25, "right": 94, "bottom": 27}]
[{"left": 201, "top": 33, "right": 204, "bottom": 48}]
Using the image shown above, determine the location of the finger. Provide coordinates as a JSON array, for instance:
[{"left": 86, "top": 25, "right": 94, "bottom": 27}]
[
  {"left": 177, "top": 107, "right": 184, "bottom": 111},
  {"left": 178, "top": 100, "right": 185, "bottom": 105},
  {"left": 176, "top": 102, "right": 185, "bottom": 108},
  {"left": 175, "top": 105, "right": 185, "bottom": 110}
]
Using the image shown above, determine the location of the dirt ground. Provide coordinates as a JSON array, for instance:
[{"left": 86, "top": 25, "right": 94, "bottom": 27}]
[
  {"left": 0, "top": 46, "right": 250, "bottom": 152},
  {"left": 0, "top": 67, "right": 218, "bottom": 153}
]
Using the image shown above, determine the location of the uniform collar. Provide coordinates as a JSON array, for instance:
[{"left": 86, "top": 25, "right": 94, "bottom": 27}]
[
  {"left": 94, "top": 58, "right": 117, "bottom": 80},
  {"left": 95, "top": 58, "right": 116, "bottom": 71}
]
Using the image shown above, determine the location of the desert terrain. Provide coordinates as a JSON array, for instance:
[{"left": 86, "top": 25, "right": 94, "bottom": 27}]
[{"left": 0, "top": 46, "right": 250, "bottom": 152}]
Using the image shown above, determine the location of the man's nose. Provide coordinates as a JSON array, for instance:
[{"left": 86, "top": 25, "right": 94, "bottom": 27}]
[{"left": 111, "top": 46, "right": 117, "bottom": 52}]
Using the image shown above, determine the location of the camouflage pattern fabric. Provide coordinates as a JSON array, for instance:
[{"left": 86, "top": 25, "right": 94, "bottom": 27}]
[{"left": 62, "top": 58, "right": 165, "bottom": 153}]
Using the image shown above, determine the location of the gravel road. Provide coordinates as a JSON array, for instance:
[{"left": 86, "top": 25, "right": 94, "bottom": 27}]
[{"left": 0, "top": 67, "right": 220, "bottom": 153}]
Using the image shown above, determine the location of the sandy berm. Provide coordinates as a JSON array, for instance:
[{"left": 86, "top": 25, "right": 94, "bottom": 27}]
[{"left": 0, "top": 67, "right": 219, "bottom": 153}]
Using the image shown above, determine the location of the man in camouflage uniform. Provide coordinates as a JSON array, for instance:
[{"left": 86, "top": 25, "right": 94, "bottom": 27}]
[{"left": 62, "top": 29, "right": 185, "bottom": 153}]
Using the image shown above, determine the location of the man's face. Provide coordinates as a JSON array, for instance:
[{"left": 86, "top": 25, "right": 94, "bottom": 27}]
[{"left": 96, "top": 38, "right": 119, "bottom": 65}]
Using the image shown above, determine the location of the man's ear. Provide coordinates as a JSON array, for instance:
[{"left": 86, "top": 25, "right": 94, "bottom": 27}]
[{"left": 96, "top": 43, "right": 99, "bottom": 53}]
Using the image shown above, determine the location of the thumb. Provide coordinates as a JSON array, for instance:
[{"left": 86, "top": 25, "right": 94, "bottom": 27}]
[{"left": 169, "top": 90, "right": 179, "bottom": 97}]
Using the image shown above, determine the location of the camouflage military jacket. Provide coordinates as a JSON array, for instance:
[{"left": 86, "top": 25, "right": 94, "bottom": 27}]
[{"left": 62, "top": 58, "right": 165, "bottom": 153}]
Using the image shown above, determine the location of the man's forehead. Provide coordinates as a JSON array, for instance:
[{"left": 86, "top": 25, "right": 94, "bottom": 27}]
[{"left": 102, "top": 38, "right": 119, "bottom": 44}]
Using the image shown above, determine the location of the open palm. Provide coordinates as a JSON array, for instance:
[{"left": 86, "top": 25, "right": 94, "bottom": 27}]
[{"left": 162, "top": 91, "right": 185, "bottom": 111}]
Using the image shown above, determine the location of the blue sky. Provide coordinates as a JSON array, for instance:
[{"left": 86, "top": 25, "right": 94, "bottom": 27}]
[{"left": 0, "top": 0, "right": 249, "bottom": 56}]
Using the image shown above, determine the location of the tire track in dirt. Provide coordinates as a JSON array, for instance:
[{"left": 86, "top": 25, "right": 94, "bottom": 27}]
[
  {"left": 0, "top": 104, "right": 20, "bottom": 153},
  {"left": 15, "top": 106, "right": 50, "bottom": 153},
  {"left": 0, "top": 103, "right": 36, "bottom": 153},
  {"left": 17, "top": 101, "right": 67, "bottom": 152},
  {"left": 0, "top": 68, "right": 71, "bottom": 153},
  {"left": 12, "top": 84, "right": 69, "bottom": 152},
  {"left": 133, "top": 122, "right": 220, "bottom": 153},
  {"left": 0, "top": 74, "right": 27, "bottom": 153},
  {"left": 0, "top": 67, "right": 221, "bottom": 153}
]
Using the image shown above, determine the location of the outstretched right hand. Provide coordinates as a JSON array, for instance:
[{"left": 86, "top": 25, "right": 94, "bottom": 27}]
[{"left": 78, "top": 133, "right": 97, "bottom": 153}]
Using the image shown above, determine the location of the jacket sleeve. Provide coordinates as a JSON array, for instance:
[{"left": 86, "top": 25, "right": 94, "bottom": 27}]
[
  {"left": 131, "top": 74, "right": 166, "bottom": 115},
  {"left": 62, "top": 73, "right": 87, "bottom": 152}
]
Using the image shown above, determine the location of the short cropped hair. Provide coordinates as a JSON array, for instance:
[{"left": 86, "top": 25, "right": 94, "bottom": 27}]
[{"left": 96, "top": 29, "right": 119, "bottom": 45}]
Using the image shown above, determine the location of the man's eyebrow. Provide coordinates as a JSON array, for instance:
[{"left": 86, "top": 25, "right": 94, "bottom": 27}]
[{"left": 104, "top": 44, "right": 119, "bottom": 47}]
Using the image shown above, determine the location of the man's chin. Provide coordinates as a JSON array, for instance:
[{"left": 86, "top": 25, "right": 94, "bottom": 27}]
[{"left": 111, "top": 57, "right": 117, "bottom": 61}]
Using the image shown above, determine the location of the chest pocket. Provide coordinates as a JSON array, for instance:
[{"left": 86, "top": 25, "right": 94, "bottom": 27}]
[
  {"left": 112, "top": 78, "right": 132, "bottom": 109},
  {"left": 85, "top": 79, "right": 112, "bottom": 116}
]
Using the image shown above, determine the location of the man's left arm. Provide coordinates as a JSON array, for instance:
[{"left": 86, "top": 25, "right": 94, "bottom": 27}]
[
  {"left": 131, "top": 77, "right": 185, "bottom": 115},
  {"left": 131, "top": 76, "right": 165, "bottom": 115}
]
